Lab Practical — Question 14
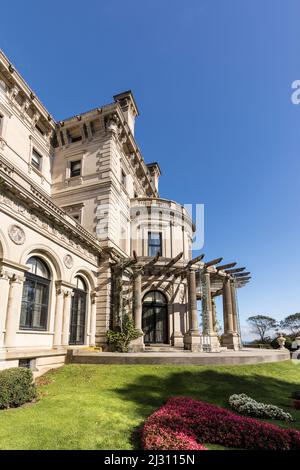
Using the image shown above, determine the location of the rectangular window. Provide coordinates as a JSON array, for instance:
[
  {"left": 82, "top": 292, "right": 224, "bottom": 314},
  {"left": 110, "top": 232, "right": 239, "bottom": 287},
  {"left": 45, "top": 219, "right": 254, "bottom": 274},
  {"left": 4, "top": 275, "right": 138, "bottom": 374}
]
[
  {"left": 148, "top": 232, "right": 162, "bottom": 257},
  {"left": 70, "top": 160, "right": 81, "bottom": 178},
  {"left": 19, "top": 358, "right": 32, "bottom": 369},
  {"left": 121, "top": 170, "right": 126, "bottom": 187},
  {"left": 31, "top": 149, "right": 42, "bottom": 171}
]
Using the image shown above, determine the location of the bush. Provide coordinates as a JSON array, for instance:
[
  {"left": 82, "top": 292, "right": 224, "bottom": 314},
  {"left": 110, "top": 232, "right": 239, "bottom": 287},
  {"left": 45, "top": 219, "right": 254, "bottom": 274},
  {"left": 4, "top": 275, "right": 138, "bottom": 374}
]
[
  {"left": 0, "top": 367, "right": 37, "bottom": 409},
  {"left": 142, "top": 397, "right": 300, "bottom": 450},
  {"left": 107, "top": 314, "right": 142, "bottom": 352},
  {"left": 229, "top": 393, "right": 293, "bottom": 421}
]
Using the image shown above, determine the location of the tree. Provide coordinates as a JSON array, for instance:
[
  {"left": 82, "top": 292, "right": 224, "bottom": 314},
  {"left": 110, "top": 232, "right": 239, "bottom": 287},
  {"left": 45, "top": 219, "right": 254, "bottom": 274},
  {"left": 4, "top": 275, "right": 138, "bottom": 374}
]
[
  {"left": 247, "top": 315, "right": 278, "bottom": 343},
  {"left": 280, "top": 313, "right": 300, "bottom": 338}
]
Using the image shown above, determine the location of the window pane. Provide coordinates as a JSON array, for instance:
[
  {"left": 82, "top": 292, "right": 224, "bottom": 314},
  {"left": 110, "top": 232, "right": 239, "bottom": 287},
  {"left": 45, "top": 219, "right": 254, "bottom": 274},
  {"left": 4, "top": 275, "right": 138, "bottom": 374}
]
[
  {"left": 26, "top": 257, "right": 49, "bottom": 279},
  {"left": 32, "top": 149, "right": 42, "bottom": 170},
  {"left": 148, "top": 232, "right": 162, "bottom": 256},
  {"left": 70, "top": 160, "right": 81, "bottom": 177},
  {"left": 20, "top": 277, "right": 49, "bottom": 331},
  {"left": 35, "top": 259, "right": 49, "bottom": 278},
  {"left": 76, "top": 276, "right": 86, "bottom": 291}
]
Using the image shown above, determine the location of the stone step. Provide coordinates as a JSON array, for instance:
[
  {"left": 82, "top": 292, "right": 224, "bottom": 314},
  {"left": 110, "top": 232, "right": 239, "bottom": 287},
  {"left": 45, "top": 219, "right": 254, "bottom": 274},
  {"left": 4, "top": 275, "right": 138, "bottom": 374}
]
[{"left": 145, "top": 345, "right": 185, "bottom": 353}]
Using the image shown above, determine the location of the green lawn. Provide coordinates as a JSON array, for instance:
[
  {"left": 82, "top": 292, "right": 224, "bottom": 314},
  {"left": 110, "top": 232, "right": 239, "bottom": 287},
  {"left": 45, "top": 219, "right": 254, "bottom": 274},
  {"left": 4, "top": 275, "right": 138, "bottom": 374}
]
[{"left": 0, "top": 361, "right": 299, "bottom": 449}]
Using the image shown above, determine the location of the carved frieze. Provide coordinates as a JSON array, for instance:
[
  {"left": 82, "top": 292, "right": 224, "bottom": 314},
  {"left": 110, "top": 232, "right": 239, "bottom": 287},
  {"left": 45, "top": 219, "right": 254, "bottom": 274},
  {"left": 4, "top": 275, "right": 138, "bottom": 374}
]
[{"left": 0, "top": 189, "right": 98, "bottom": 264}]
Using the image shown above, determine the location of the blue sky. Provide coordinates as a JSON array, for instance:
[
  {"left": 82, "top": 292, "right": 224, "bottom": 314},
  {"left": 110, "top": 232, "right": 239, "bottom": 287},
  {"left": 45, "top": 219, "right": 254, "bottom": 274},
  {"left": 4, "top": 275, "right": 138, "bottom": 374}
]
[{"left": 1, "top": 0, "right": 300, "bottom": 339}]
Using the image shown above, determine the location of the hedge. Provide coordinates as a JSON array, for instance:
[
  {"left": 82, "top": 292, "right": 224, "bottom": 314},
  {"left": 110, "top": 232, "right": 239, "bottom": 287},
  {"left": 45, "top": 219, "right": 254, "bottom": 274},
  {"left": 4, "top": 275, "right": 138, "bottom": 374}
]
[
  {"left": 0, "top": 367, "right": 37, "bottom": 409},
  {"left": 142, "top": 396, "right": 300, "bottom": 450}
]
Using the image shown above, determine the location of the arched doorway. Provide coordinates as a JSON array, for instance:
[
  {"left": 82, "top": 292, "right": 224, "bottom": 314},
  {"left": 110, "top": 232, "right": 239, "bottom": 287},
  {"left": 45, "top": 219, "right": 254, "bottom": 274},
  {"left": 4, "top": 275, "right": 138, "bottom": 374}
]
[
  {"left": 69, "top": 276, "right": 87, "bottom": 345},
  {"left": 142, "top": 291, "right": 168, "bottom": 344}
]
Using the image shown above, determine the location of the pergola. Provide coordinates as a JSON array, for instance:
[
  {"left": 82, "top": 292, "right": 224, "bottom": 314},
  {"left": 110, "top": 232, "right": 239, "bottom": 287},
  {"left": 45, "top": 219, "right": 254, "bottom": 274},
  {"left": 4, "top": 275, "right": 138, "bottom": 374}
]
[{"left": 110, "top": 251, "right": 250, "bottom": 352}]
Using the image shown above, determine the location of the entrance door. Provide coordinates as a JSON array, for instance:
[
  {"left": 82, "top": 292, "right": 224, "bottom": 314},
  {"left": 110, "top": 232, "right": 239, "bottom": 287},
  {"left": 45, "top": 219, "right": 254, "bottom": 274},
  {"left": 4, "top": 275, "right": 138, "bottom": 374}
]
[
  {"left": 142, "top": 291, "right": 167, "bottom": 344},
  {"left": 69, "top": 276, "right": 87, "bottom": 345}
]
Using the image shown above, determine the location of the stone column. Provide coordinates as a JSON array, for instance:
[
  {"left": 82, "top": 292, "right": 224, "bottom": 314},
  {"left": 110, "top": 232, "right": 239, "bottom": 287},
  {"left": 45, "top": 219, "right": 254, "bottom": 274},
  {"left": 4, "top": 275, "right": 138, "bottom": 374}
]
[
  {"left": 133, "top": 271, "right": 142, "bottom": 331},
  {"left": 184, "top": 269, "right": 202, "bottom": 352},
  {"left": 231, "top": 281, "right": 241, "bottom": 349},
  {"left": 131, "top": 271, "right": 144, "bottom": 351},
  {"left": 61, "top": 289, "right": 73, "bottom": 347},
  {"left": 89, "top": 292, "right": 97, "bottom": 347},
  {"left": 53, "top": 285, "right": 64, "bottom": 347},
  {"left": 201, "top": 272, "right": 220, "bottom": 352},
  {"left": 172, "top": 284, "right": 184, "bottom": 348},
  {"left": 230, "top": 281, "right": 238, "bottom": 334},
  {"left": 212, "top": 298, "right": 217, "bottom": 332},
  {"left": 202, "top": 273, "right": 214, "bottom": 333},
  {"left": 224, "top": 278, "right": 234, "bottom": 333},
  {"left": 0, "top": 271, "right": 11, "bottom": 348},
  {"left": 4, "top": 274, "right": 25, "bottom": 347},
  {"left": 221, "top": 277, "right": 239, "bottom": 350}
]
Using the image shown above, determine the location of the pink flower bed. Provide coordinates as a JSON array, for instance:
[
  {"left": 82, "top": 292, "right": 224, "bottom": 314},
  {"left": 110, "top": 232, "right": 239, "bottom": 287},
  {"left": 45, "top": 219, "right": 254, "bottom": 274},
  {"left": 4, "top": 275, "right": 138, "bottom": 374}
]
[{"left": 142, "top": 396, "right": 300, "bottom": 450}]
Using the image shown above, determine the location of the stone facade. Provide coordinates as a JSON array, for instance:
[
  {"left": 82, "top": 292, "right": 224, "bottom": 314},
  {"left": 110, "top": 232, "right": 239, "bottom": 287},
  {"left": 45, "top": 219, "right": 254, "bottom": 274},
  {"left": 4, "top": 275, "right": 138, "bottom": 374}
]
[{"left": 0, "top": 50, "right": 246, "bottom": 374}]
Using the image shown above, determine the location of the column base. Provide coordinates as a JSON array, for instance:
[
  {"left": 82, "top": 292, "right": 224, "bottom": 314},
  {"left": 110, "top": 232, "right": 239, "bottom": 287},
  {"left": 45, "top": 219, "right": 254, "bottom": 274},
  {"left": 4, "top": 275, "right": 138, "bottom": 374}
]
[
  {"left": 184, "top": 331, "right": 202, "bottom": 352},
  {"left": 202, "top": 334, "right": 221, "bottom": 352},
  {"left": 172, "top": 332, "right": 184, "bottom": 348},
  {"left": 129, "top": 332, "right": 145, "bottom": 352},
  {"left": 221, "top": 333, "right": 241, "bottom": 351}
]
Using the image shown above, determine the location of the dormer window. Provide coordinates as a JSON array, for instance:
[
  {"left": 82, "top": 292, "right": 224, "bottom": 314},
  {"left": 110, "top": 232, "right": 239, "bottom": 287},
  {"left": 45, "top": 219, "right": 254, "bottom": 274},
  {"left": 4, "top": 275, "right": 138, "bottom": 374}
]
[
  {"left": 31, "top": 149, "right": 42, "bottom": 171},
  {"left": 70, "top": 160, "right": 81, "bottom": 178}
]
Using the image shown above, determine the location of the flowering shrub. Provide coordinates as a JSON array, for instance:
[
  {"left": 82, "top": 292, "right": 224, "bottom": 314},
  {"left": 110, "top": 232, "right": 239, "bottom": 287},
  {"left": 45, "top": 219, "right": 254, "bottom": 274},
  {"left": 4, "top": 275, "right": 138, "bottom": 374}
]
[
  {"left": 142, "top": 396, "right": 300, "bottom": 450},
  {"left": 142, "top": 425, "right": 207, "bottom": 450},
  {"left": 229, "top": 393, "right": 293, "bottom": 421}
]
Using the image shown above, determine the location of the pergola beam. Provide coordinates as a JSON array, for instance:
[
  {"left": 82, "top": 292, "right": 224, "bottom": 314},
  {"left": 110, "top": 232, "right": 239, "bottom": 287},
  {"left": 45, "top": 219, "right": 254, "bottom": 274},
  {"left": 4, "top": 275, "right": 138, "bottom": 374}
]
[
  {"left": 205, "top": 257, "right": 223, "bottom": 268},
  {"left": 187, "top": 253, "right": 205, "bottom": 267},
  {"left": 165, "top": 251, "right": 183, "bottom": 268},
  {"left": 216, "top": 262, "right": 237, "bottom": 271},
  {"left": 143, "top": 251, "right": 160, "bottom": 269},
  {"left": 225, "top": 267, "right": 246, "bottom": 274},
  {"left": 233, "top": 272, "right": 250, "bottom": 278}
]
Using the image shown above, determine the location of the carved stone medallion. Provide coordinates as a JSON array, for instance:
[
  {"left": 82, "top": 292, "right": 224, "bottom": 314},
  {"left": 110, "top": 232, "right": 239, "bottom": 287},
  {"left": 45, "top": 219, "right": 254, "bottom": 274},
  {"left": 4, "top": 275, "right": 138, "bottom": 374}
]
[
  {"left": 63, "top": 254, "right": 74, "bottom": 269},
  {"left": 8, "top": 225, "right": 25, "bottom": 245}
]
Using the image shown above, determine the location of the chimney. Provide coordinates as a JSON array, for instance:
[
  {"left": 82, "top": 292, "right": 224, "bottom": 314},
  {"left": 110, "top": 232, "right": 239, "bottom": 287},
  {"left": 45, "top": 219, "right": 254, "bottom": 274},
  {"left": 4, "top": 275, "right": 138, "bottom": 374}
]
[
  {"left": 147, "top": 162, "right": 161, "bottom": 193},
  {"left": 113, "top": 90, "right": 139, "bottom": 135}
]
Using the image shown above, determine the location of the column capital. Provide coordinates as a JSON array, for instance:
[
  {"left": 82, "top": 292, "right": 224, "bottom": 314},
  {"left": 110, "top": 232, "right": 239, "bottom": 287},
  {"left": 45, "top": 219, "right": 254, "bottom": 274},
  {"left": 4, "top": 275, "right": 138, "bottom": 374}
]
[
  {"left": 90, "top": 291, "right": 97, "bottom": 304},
  {"left": 0, "top": 268, "right": 10, "bottom": 281},
  {"left": 9, "top": 273, "right": 25, "bottom": 284}
]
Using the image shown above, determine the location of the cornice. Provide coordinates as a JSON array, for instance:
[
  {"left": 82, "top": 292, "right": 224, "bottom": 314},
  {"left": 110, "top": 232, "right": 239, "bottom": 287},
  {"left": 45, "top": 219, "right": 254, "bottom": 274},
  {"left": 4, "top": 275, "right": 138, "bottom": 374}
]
[{"left": 0, "top": 50, "right": 55, "bottom": 128}]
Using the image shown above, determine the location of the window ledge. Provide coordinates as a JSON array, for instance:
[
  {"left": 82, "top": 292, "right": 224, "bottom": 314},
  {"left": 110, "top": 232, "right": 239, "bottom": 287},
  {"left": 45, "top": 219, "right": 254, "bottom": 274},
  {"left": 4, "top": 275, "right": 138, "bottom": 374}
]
[{"left": 17, "top": 330, "right": 54, "bottom": 335}]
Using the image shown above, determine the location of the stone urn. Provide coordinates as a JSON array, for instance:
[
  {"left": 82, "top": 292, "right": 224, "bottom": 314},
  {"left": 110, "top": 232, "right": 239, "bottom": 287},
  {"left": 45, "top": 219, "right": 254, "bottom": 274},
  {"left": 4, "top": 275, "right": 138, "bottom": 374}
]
[{"left": 277, "top": 333, "right": 286, "bottom": 349}]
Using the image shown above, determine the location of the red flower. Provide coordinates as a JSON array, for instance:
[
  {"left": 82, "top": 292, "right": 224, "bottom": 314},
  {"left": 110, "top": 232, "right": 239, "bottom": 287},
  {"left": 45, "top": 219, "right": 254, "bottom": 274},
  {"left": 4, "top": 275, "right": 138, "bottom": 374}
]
[{"left": 142, "top": 397, "right": 300, "bottom": 451}]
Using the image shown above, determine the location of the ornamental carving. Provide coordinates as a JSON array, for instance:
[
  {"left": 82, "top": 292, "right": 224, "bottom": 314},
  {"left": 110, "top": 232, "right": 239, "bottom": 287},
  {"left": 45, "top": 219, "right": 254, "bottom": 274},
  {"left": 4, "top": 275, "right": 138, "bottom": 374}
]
[
  {"left": 63, "top": 254, "right": 74, "bottom": 269},
  {"left": 8, "top": 224, "right": 25, "bottom": 245},
  {"left": 0, "top": 189, "right": 98, "bottom": 265}
]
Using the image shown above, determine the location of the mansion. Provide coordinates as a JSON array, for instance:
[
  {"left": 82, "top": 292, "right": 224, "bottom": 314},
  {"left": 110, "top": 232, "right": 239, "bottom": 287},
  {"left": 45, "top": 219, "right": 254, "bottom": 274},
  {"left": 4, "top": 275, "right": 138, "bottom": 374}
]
[{"left": 0, "top": 50, "right": 250, "bottom": 374}]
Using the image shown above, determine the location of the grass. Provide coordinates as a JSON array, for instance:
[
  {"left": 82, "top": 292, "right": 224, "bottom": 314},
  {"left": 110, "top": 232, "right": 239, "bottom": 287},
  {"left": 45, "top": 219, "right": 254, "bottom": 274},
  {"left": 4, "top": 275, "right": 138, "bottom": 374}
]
[{"left": 0, "top": 360, "right": 299, "bottom": 449}]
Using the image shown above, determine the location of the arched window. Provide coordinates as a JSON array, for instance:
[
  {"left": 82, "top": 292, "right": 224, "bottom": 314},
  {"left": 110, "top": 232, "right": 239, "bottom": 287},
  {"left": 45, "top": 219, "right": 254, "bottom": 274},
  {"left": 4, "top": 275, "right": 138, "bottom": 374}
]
[
  {"left": 69, "top": 276, "right": 87, "bottom": 345},
  {"left": 20, "top": 256, "right": 51, "bottom": 331},
  {"left": 142, "top": 290, "right": 168, "bottom": 344}
]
